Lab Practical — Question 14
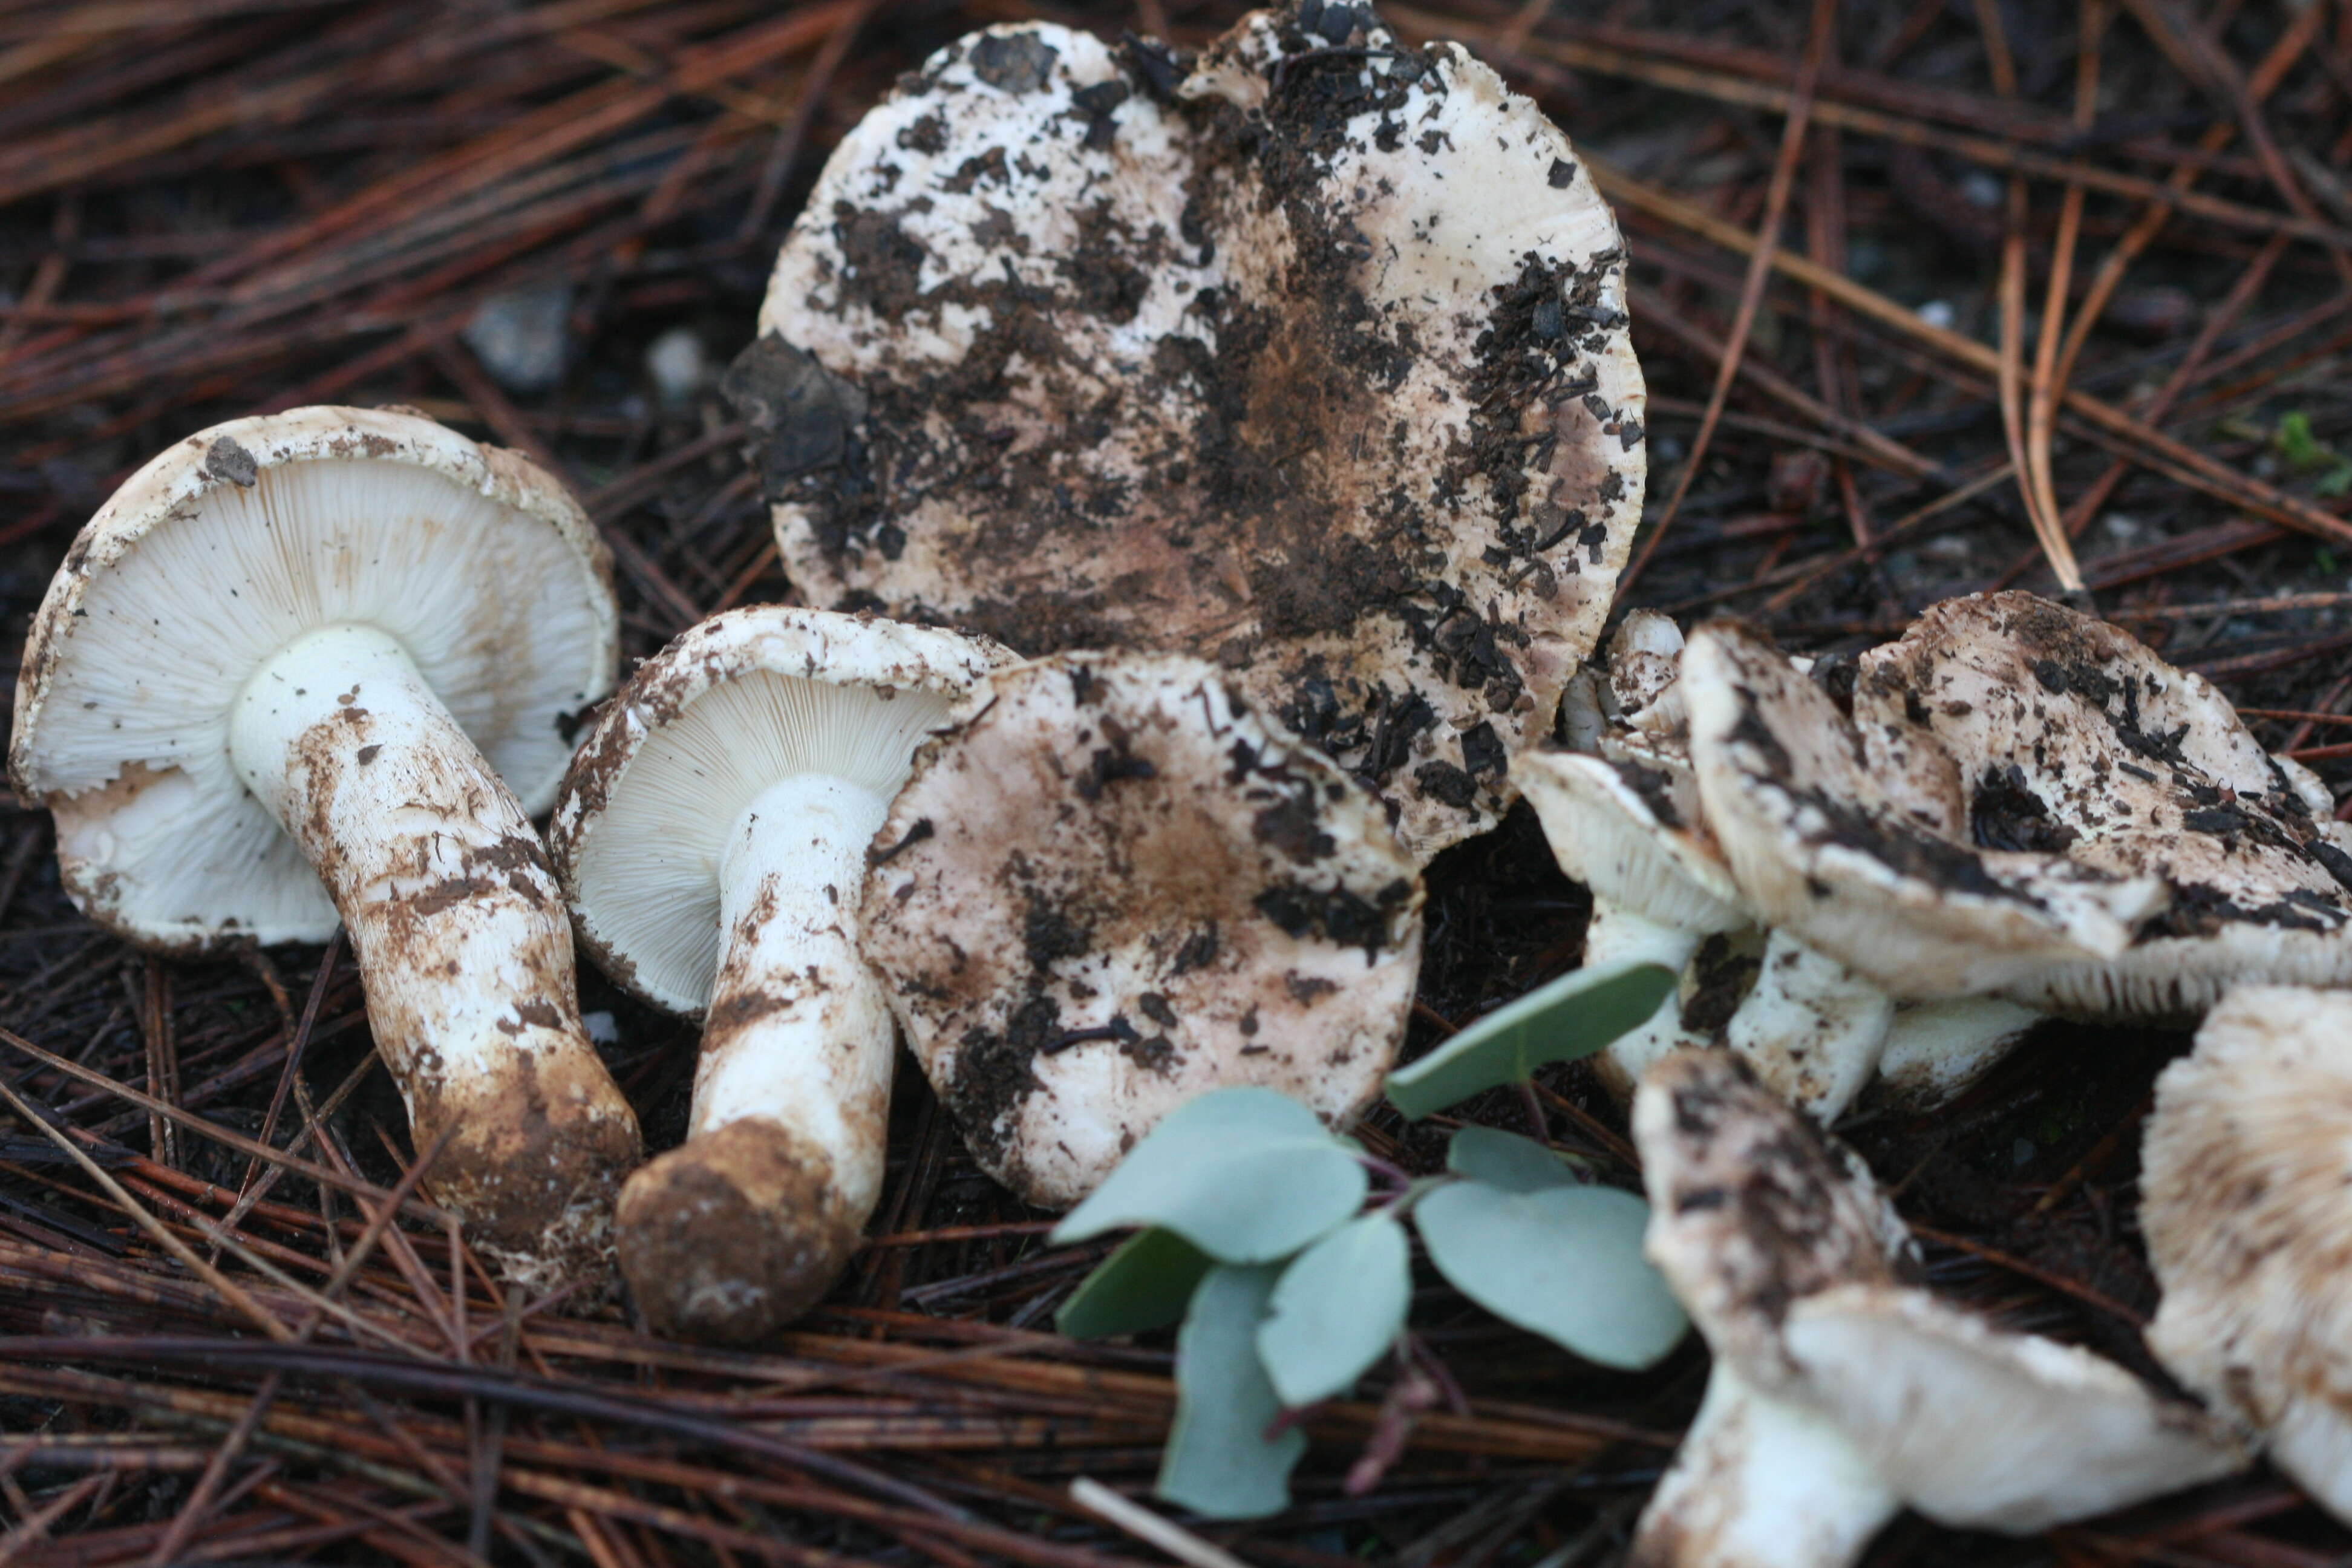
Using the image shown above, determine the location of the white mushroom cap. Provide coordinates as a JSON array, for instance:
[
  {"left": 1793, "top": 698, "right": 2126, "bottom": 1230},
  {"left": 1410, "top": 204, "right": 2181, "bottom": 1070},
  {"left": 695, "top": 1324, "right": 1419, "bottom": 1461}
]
[
  {"left": 12, "top": 406, "right": 616, "bottom": 950},
  {"left": 1685, "top": 598, "right": 2352, "bottom": 1016},
  {"left": 549, "top": 607, "right": 1013, "bottom": 1012},
  {"left": 1517, "top": 745, "right": 1745, "bottom": 935},
  {"left": 2142, "top": 984, "right": 2352, "bottom": 1524},
  {"left": 1785, "top": 1285, "right": 2243, "bottom": 1532},
  {"left": 745, "top": 2, "right": 1645, "bottom": 862},
  {"left": 859, "top": 652, "right": 1423, "bottom": 1209},
  {"left": 1630, "top": 1050, "right": 2244, "bottom": 1567}
]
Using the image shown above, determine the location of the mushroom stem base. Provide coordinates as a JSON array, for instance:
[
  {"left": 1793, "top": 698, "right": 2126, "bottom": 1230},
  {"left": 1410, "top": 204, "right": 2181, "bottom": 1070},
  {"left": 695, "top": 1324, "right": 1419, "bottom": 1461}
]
[
  {"left": 229, "top": 622, "right": 639, "bottom": 1292},
  {"left": 616, "top": 772, "right": 893, "bottom": 1341}
]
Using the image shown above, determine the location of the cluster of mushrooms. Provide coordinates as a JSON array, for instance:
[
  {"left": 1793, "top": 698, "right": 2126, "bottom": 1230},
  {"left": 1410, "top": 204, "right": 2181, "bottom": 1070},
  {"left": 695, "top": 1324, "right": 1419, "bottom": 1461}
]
[{"left": 10, "top": 0, "right": 2352, "bottom": 1553}]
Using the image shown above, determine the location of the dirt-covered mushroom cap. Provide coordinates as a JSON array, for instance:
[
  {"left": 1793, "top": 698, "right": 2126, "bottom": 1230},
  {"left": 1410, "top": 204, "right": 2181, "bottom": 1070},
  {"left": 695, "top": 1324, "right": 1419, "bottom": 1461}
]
[
  {"left": 12, "top": 406, "right": 616, "bottom": 950},
  {"left": 1522, "top": 628, "right": 2037, "bottom": 1120},
  {"left": 1634, "top": 1050, "right": 1915, "bottom": 1374},
  {"left": 743, "top": 1, "right": 1645, "bottom": 861},
  {"left": 860, "top": 651, "right": 1423, "bottom": 1209},
  {"left": 550, "top": 607, "right": 1012, "bottom": 1012},
  {"left": 1609, "top": 609, "right": 1688, "bottom": 736},
  {"left": 1628, "top": 1050, "right": 2243, "bottom": 1568},
  {"left": 1685, "top": 596, "right": 2352, "bottom": 1016},
  {"left": 1682, "top": 614, "right": 2165, "bottom": 1002},
  {"left": 2142, "top": 984, "right": 2352, "bottom": 1523}
]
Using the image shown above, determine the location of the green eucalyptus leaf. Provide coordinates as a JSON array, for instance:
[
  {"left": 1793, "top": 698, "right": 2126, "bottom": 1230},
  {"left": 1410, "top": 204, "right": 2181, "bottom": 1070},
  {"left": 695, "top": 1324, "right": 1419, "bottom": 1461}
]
[
  {"left": 1446, "top": 1126, "right": 1583, "bottom": 1192},
  {"left": 1050, "top": 1088, "right": 1367, "bottom": 1263},
  {"left": 1416, "top": 1180, "right": 1687, "bottom": 1370},
  {"left": 1385, "top": 960, "right": 1677, "bottom": 1120},
  {"left": 1157, "top": 1264, "right": 1305, "bottom": 1520},
  {"left": 1057, "top": 1229, "right": 1214, "bottom": 1339},
  {"left": 1256, "top": 1213, "right": 1411, "bottom": 1408}
]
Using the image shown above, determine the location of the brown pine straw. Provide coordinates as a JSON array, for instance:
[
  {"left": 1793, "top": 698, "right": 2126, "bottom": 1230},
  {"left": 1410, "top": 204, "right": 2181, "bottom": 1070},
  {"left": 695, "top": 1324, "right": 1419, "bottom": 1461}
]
[{"left": 1617, "top": 0, "right": 1838, "bottom": 591}]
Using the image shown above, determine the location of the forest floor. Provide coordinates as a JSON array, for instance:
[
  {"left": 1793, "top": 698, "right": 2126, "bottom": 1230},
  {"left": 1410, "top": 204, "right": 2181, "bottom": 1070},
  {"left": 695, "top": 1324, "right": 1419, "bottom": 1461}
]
[{"left": 2, "top": 0, "right": 2351, "bottom": 1563}]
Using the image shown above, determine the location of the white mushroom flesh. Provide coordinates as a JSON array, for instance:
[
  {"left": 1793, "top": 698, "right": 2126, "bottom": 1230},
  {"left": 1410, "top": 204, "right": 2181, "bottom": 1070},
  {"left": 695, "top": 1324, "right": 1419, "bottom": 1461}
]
[
  {"left": 1785, "top": 1285, "right": 2244, "bottom": 1533},
  {"left": 1628, "top": 1362, "right": 1899, "bottom": 1568}
]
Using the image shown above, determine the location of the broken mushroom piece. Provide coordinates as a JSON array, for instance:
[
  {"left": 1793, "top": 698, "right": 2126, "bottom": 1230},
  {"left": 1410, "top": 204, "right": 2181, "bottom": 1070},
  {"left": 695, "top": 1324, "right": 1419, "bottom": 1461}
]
[
  {"left": 549, "top": 608, "right": 1011, "bottom": 1342},
  {"left": 859, "top": 652, "right": 1423, "bottom": 1209},
  {"left": 1683, "top": 595, "right": 2352, "bottom": 1016},
  {"left": 741, "top": 0, "right": 1645, "bottom": 861},
  {"left": 1628, "top": 1050, "right": 2244, "bottom": 1568},
  {"left": 10, "top": 407, "right": 636, "bottom": 1290},
  {"left": 2141, "top": 984, "right": 2352, "bottom": 1523}
]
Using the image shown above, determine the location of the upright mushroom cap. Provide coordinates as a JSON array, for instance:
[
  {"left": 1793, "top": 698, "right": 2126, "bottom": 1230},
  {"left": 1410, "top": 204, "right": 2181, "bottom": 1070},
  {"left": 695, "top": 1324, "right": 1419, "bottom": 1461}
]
[
  {"left": 2142, "top": 984, "right": 2352, "bottom": 1524},
  {"left": 550, "top": 608, "right": 1012, "bottom": 1011},
  {"left": 743, "top": 2, "right": 1645, "bottom": 860},
  {"left": 1629, "top": 1050, "right": 2243, "bottom": 1567},
  {"left": 12, "top": 407, "right": 616, "bottom": 949},
  {"left": 860, "top": 651, "right": 1423, "bottom": 1208}
]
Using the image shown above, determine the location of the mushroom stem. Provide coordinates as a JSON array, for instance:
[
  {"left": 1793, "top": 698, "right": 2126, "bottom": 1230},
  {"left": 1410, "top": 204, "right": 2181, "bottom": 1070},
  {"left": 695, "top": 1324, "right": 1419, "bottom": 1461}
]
[
  {"left": 1587, "top": 901, "right": 1708, "bottom": 1098},
  {"left": 227, "top": 622, "right": 638, "bottom": 1290},
  {"left": 1630, "top": 1365, "right": 1900, "bottom": 1568},
  {"left": 615, "top": 771, "right": 893, "bottom": 1343},
  {"left": 1724, "top": 931, "right": 1895, "bottom": 1122}
]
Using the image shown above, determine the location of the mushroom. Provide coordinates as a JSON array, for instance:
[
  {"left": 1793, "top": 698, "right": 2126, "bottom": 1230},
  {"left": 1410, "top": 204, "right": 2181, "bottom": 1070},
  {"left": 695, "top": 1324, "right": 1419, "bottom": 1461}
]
[
  {"left": 1628, "top": 1049, "right": 2244, "bottom": 1567},
  {"left": 735, "top": 0, "right": 1646, "bottom": 861},
  {"left": 2141, "top": 983, "right": 2352, "bottom": 1523},
  {"left": 858, "top": 651, "right": 1423, "bottom": 1208},
  {"left": 10, "top": 407, "right": 636, "bottom": 1289},
  {"left": 548, "top": 607, "right": 1011, "bottom": 1341},
  {"left": 1681, "top": 594, "right": 2352, "bottom": 1017},
  {"left": 1517, "top": 615, "right": 2036, "bottom": 1120}
]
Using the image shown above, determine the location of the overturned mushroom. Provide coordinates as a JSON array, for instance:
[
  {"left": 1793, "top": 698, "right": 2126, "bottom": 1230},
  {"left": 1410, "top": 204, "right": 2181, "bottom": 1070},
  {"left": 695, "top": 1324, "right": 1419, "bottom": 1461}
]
[
  {"left": 740, "top": 0, "right": 1645, "bottom": 860},
  {"left": 1629, "top": 1050, "right": 2244, "bottom": 1568},
  {"left": 1518, "top": 616, "right": 2034, "bottom": 1120},
  {"left": 10, "top": 408, "right": 636, "bottom": 1290},
  {"left": 859, "top": 652, "right": 1423, "bottom": 1208},
  {"left": 549, "top": 608, "right": 1010, "bottom": 1341},
  {"left": 2141, "top": 984, "right": 2352, "bottom": 1523},
  {"left": 1682, "top": 594, "right": 2352, "bottom": 1017}
]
